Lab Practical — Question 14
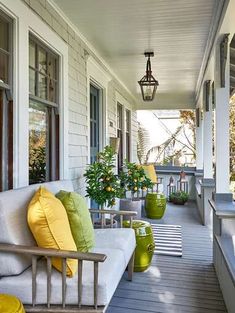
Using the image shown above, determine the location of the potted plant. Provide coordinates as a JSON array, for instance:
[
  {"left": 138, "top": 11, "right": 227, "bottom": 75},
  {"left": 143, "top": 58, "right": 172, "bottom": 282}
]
[
  {"left": 169, "top": 191, "right": 189, "bottom": 205},
  {"left": 119, "top": 160, "right": 153, "bottom": 218},
  {"left": 84, "top": 146, "right": 124, "bottom": 227}
]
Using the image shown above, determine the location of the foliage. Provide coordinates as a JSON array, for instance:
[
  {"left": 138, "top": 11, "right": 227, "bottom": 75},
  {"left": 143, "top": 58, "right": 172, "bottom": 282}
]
[
  {"left": 29, "top": 130, "right": 46, "bottom": 184},
  {"left": 119, "top": 160, "right": 153, "bottom": 199},
  {"left": 84, "top": 146, "right": 124, "bottom": 208},
  {"left": 179, "top": 110, "right": 196, "bottom": 158},
  {"left": 137, "top": 122, "right": 150, "bottom": 164},
  {"left": 169, "top": 191, "right": 189, "bottom": 204},
  {"left": 230, "top": 98, "right": 235, "bottom": 180}
]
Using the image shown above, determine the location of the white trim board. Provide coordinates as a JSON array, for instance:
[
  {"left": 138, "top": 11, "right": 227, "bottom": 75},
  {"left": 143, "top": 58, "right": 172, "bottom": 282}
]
[
  {"left": 115, "top": 91, "right": 133, "bottom": 162},
  {"left": 0, "top": 0, "right": 69, "bottom": 187},
  {"left": 87, "top": 55, "right": 112, "bottom": 162},
  {"left": 115, "top": 91, "right": 132, "bottom": 111}
]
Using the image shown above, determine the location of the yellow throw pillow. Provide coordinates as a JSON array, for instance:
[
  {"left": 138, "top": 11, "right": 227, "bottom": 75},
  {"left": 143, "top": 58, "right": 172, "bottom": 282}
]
[
  {"left": 140, "top": 164, "right": 158, "bottom": 184},
  {"left": 27, "top": 186, "right": 77, "bottom": 277}
]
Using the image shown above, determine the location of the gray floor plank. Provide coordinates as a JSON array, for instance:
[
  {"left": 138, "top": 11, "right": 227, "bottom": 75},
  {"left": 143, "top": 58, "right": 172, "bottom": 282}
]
[{"left": 107, "top": 201, "right": 228, "bottom": 313}]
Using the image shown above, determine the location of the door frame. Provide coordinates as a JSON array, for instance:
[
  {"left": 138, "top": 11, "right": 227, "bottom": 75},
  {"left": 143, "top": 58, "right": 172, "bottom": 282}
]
[{"left": 87, "top": 56, "right": 111, "bottom": 164}]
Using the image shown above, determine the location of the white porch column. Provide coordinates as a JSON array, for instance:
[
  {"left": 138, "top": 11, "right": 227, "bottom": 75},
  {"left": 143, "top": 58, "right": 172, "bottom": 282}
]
[
  {"left": 196, "top": 117, "right": 203, "bottom": 171},
  {"left": 203, "top": 98, "right": 213, "bottom": 179},
  {"left": 199, "top": 87, "right": 215, "bottom": 226},
  {"left": 215, "top": 49, "right": 230, "bottom": 194}
]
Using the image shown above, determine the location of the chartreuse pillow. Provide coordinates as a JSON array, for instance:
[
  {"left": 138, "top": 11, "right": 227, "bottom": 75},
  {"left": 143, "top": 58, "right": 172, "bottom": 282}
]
[
  {"left": 56, "top": 191, "right": 95, "bottom": 252},
  {"left": 27, "top": 186, "right": 77, "bottom": 277}
]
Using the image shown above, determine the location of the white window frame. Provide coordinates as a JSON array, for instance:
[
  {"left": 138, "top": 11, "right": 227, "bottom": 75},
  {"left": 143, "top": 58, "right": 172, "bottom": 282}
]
[
  {"left": 0, "top": 0, "right": 69, "bottom": 187},
  {"left": 87, "top": 55, "right": 111, "bottom": 163},
  {"left": 115, "top": 91, "right": 132, "bottom": 162}
]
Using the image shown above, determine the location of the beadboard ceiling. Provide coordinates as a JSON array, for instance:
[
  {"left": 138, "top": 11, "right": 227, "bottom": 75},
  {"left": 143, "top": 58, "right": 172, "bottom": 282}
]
[{"left": 53, "top": 0, "right": 219, "bottom": 109}]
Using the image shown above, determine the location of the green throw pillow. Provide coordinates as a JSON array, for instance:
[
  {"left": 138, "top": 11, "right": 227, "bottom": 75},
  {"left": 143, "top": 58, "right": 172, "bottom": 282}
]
[{"left": 56, "top": 191, "right": 95, "bottom": 252}]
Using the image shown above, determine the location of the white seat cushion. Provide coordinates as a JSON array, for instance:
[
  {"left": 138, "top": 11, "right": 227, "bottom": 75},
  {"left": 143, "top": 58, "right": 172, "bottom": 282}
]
[
  {"left": 94, "top": 228, "right": 136, "bottom": 265},
  {"left": 0, "top": 248, "right": 126, "bottom": 306}
]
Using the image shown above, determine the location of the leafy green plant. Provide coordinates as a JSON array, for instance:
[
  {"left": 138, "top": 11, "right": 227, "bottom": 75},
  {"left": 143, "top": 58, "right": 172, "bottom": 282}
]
[
  {"left": 84, "top": 146, "right": 124, "bottom": 208},
  {"left": 169, "top": 191, "right": 189, "bottom": 205},
  {"left": 119, "top": 160, "right": 153, "bottom": 199},
  {"left": 29, "top": 129, "right": 46, "bottom": 184}
]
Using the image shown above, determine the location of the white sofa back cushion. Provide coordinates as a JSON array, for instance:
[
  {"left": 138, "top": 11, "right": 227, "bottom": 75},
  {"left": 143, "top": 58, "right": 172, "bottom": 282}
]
[{"left": 0, "top": 180, "right": 74, "bottom": 277}]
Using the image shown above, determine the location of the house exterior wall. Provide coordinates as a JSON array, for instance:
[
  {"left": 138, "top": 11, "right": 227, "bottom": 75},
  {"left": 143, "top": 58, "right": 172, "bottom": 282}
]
[{"left": 2, "top": 0, "right": 138, "bottom": 195}]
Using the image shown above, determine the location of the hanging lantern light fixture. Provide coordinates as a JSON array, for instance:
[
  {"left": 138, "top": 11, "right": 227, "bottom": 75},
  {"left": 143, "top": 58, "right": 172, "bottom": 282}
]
[{"left": 138, "top": 51, "right": 159, "bottom": 101}]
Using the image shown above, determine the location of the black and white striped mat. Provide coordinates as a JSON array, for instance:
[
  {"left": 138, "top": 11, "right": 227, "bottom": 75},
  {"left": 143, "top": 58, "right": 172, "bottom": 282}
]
[{"left": 151, "top": 224, "right": 182, "bottom": 257}]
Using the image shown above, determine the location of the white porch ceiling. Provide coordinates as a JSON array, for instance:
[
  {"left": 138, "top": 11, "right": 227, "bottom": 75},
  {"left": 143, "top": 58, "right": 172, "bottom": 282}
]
[{"left": 53, "top": 0, "right": 219, "bottom": 109}]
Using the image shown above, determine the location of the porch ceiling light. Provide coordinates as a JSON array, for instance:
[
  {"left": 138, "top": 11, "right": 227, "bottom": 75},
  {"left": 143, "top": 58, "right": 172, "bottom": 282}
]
[{"left": 138, "top": 51, "right": 159, "bottom": 101}]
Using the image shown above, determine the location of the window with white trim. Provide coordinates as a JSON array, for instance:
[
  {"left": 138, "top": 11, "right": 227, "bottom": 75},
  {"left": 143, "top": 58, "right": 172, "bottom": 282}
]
[
  {"left": 0, "top": 11, "right": 13, "bottom": 191},
  {"left": 117, "top": 102, "right": 123, "bottom": 172},
  {"left": 125, "top": 109, "right": 131, "bottom": 162},
  {"left": 29, "top": 35, "right": 60, "bottom": 184}
]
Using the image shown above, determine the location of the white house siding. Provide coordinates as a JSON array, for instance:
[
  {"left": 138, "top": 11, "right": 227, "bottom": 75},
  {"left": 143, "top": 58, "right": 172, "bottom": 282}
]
[{"left": 21, "top": 0, "right": 138, "bottom": 195}]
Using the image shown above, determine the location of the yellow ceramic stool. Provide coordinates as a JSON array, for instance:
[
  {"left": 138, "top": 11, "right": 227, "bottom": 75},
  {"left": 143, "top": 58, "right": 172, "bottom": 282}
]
[{"left": 0, "top": 294, "right": 25, "bottom": 313}]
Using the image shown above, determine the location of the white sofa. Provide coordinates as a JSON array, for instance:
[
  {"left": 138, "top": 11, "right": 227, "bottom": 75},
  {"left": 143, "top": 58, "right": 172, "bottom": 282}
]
[{"left": 0, "top": 180, "right": 136, "bottom": 312}]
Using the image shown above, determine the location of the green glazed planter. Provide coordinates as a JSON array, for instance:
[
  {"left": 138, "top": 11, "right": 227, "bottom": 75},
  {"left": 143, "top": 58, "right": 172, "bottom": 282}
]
[
  {"left": 145, "top": 193, "right": 167, "bottom": 219},
  {"left": 123, "top": 220, "right": 155, "bottom": 272}
]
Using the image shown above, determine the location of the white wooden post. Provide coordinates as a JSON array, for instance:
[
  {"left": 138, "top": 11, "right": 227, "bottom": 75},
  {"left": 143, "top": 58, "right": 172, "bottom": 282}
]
[
  {"left": 196, "top": 117, "right": 203, "bottom": 171},
  {"left": 214, "top": 45, "right": 230, "bottom": 195},
  {"left": 203, "top": 103, "right": 213, "bottom": 179},
  {"left": 199, "top": 85, "right": 215, "bottom": 226}
]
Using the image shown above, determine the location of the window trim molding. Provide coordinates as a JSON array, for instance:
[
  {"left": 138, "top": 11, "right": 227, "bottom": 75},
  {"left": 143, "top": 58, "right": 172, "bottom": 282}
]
[
  {"left": 0, "top": 0, "right": 69, "bottom": 187},
  {"left": 87, "top": 55, "right": 111, "bottom": 164},
  {"left": 115, "top": 91, "right": 132, "bottom": 162}
]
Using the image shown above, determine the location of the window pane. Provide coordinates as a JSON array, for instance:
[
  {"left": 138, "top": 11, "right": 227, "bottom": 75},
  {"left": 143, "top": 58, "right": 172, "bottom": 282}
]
[
  {"left": 29, "top": 41, "right": 36, "bottom": 68},
  {"left": 48, "top": 55, "right": 56, "bottom": 79},
  {"left": 0, "top": 52, "right": 8, "bottom": 84},
  {"left": 29, "top": 100, "right": 48, "bottom": 184},
  {"left": 38, "top": 48, "right": 47, "bottom": 75},
  {"left": 126, "top": 110, "right": 130, "bottom": 132},
  {"left": 0, "top": 18, "right": 9, "bottom": 51},
  {"left": 29, "top": 68, "right": 36, "bottom": 95},
  {"left": 117, "top": 104, "right": 122, "bottom": 129},
  {"left": 48, "top": 79, "right": 56, "bottom": 102},
  {"left": 38, "top": 73, "right": 47, "bottom": 99}
]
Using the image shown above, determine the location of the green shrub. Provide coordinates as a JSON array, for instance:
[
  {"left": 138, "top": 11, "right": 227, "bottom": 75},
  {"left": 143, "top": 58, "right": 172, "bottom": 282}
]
[{"left": 169, "top": 191, "right": 189, "bottom": 204}]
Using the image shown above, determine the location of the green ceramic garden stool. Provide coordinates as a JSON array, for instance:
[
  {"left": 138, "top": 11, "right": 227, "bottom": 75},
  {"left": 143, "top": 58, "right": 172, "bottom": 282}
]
[
  {"left": 123, "top": 220, "right": 155, "bottom": 272},
  {"left": 145, "top": 192, "right": 167, "bottom": 219}
]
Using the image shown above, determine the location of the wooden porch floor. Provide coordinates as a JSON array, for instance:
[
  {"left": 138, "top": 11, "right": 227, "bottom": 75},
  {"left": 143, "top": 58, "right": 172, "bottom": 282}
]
[{"left": 107, "top": 201, "right": 228, "bottom": 313}]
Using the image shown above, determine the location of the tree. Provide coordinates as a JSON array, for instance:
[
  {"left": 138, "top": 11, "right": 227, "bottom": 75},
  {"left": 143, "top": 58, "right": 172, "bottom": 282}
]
[
  {"left": 137, "top": 122, "right": 150, "bottom": 164},
  {"left": 179, "top": 110, "right": 196, "bottom": 159},
  {"left": 84, "top": 146, "right": 124, "bottom": 208},
  {"left": 230, "top": 97, "right": 235, "bottom": 180}
]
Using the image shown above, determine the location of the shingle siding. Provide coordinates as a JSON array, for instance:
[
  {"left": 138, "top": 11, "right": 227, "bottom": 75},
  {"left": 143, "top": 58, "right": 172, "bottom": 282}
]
[{"left": 22, "top": 0, "right": 138, "bottom": 194}]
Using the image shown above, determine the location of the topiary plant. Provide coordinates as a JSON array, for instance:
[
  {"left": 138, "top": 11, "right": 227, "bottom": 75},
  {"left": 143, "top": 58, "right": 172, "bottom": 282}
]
[
  {"left": 120, "top": 160, "right": 153, "bottom": 200},
  {"left": 169, "top": 191, "right": 189, "bottom": 205},
  {"left": 84, "top": 146, "right": 124, "bottom": 208}
]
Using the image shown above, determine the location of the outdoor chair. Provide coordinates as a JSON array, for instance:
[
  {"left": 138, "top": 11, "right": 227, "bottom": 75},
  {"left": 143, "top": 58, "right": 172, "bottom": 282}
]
[{"left": 0, "top": 180, "right": 137, "bottom": 313}]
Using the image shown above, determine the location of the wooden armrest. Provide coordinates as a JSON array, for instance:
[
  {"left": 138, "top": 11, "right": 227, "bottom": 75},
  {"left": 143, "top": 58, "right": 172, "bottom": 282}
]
[
  {"left": 89, "top": 209, "right": 137, "bottom": 216},
  {"left": 0, "top": 243, "right": 106, "bottom": 263}
]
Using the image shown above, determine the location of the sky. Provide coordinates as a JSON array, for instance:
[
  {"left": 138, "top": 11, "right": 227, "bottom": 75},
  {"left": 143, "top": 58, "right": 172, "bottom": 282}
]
[
  {"left": 137, "top": 110, "right": 181, "bottom": 147},
  {"left": 137, "top": 110, "right": 195, "bottom": 165}
]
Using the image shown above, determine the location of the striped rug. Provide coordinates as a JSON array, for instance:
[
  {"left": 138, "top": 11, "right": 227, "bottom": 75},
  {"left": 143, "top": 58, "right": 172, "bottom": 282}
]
[{"left": 151, "top": 224, "right": 182, "bottom": 257}]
